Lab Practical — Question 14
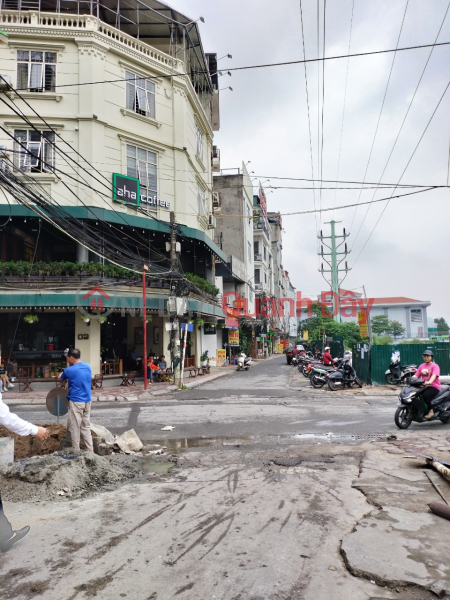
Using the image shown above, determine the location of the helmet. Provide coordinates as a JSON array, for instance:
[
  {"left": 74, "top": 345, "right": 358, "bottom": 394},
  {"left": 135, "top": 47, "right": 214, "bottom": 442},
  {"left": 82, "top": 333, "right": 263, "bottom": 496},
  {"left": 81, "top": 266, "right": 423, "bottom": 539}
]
[
  {"left": 325, "top": 346, "right": 330, "bottom": 351},
  {"left": 422, "top": 349, "right": 434, "bottom": 357}
]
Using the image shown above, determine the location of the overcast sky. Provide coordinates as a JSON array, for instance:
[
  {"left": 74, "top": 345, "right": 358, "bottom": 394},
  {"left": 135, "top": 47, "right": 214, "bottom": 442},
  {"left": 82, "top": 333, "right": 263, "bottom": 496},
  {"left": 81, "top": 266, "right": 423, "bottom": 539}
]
[{"left": 168, "top": 0, "right": 449, "bottom": 322}]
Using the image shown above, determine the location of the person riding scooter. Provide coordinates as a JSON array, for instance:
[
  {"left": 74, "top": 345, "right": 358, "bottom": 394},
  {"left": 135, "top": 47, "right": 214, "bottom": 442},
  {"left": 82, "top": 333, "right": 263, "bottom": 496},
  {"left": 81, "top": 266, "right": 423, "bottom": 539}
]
[{"left": 415, "top": 349, "right": 441, "bottom": 419}]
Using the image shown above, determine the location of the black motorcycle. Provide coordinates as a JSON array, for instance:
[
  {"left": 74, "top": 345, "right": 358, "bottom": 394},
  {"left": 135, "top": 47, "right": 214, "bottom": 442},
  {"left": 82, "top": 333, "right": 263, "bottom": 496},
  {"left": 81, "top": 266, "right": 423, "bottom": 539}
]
[
  {"left": 385, "top": 358, "right": 417, "bottom": 385},
  {"left": 327, "top": 359, "right": 362, "bottom": 391},
  {"left": 395, "top": 379, "right": 450, "bottom": 429}
]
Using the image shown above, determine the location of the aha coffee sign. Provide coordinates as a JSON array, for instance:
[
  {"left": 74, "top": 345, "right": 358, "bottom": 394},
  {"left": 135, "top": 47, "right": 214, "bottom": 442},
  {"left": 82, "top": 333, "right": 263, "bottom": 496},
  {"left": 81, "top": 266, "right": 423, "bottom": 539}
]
[{"left": 113, "top": 173, "right": 140, "bottom": 206}]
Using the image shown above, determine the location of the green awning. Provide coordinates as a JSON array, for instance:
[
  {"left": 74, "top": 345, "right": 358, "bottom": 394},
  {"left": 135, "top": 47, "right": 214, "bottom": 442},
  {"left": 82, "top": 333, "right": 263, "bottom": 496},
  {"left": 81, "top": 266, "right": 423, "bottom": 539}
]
[{"left": 0, "top": 205, "right": 227, "bottom": 262}]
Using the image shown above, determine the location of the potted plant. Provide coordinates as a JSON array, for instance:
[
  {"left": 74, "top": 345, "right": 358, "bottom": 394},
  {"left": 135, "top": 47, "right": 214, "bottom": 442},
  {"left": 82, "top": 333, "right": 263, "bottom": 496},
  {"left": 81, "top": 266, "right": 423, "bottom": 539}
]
[
  {"left": 217, "top": 322, "right": 226, "bottom": 329},
  {"left": 200, "top": 350, "right": 209, "bottom": 366},
  {"left": 97, "top": 316, "right": 108, "bottom": 324},
  {"left": 140, "top": 316, "right": 153, "bottom": 323},
  {"left": 81, "top": 315, "right": 91, "bottom": 323},
  {"left": 23, "top": 314, "right": 39, "bottom": 324}
]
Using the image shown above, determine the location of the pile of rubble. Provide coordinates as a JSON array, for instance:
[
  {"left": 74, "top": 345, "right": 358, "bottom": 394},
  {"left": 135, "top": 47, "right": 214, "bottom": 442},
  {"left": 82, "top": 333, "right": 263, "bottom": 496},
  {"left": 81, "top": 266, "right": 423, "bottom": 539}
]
[{"left": 0, "top": 424, "right": 171, "bottom": 502}]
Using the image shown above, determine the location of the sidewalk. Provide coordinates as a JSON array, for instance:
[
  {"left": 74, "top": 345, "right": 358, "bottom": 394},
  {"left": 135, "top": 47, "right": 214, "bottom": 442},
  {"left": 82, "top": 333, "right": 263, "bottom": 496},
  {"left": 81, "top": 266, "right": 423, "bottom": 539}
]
[{"left": 4, "top": 357, "right": 278, "bottom": 405}]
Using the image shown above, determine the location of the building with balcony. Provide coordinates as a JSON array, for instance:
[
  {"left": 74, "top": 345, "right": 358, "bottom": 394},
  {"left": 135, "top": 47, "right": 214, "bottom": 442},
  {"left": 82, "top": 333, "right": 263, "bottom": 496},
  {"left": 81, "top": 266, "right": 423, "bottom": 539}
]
[{"left": 0, "top": 1, "right": 226, "bottom": 376}]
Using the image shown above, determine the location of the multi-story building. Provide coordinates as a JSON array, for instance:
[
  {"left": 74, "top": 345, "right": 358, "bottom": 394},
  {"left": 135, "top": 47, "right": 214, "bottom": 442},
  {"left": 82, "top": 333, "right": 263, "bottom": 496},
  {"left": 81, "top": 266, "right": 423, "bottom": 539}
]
[{"left": 0, "top": 1, "right": 226, "bottom": 375}]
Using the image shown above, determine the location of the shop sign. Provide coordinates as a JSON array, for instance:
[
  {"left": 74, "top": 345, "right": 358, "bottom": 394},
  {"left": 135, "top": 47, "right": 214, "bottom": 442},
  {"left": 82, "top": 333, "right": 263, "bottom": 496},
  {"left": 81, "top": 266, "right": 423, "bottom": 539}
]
[
  {"left": 229, "top": 330, "right": 239, "bottom": 345},
  {"left": 303, "top": 331, "right": 309, "bottom": 340},
  {"left": 217, "top": 349, "right": 226, "bottom": 360},
  {"left": 276, "top": 344, "right": 284, "bottom": 354},
  {"left": 204, "top": 323, "right": 216, "bottom": 335},
  {"left": 357, "top": 311, "right": 369, "bottom": 337},
  {"left": 181, "top": 322, "right": 194, "bottom": 332},
  {"left": 113, "top": 173, "right": 140, "bottom": 206},
  {"left": 225, "top": 317, "right": 239, "bottom": 328},
  {"left": 234, "top": 300, "right": 245, "bottom": 308}
]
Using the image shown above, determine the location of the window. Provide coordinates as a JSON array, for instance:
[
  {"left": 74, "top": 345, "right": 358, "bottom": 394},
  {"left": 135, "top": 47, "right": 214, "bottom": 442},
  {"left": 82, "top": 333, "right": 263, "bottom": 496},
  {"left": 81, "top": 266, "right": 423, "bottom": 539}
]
[
  {"left": 264, "top": 272, "right": 267, "bottom": 284},
  {"left": 411, "top": 309, "right": 422, "bottom": 323},
  {"left": 126, "top": 144, "right": 157, "bottom": 204},
  {"left": 263, "top": 245, "right": 267, "bottom": 261},
  {"left": 247, "top": 241, "right": 252, "bottom": 262},
  {"left": 126, "top": 70, "right": 156, "bottom": 118},
  {"left": 14, "top": 129, "right": 55, "bottom": 173},
  {"left": 17, "top": 50, "right": 56, "bottom": 92},
  {"left": 197, "top": 183, "right": 207, "bottom": 216},
  {"left": 196, "top": 123, "right": 204, "bottom": 159},
  {"left": 254, "top": 241, "right": 259, "bottom": 255},
  {"left": 254, "top": 268, "right": 260, "bottom": 284}
]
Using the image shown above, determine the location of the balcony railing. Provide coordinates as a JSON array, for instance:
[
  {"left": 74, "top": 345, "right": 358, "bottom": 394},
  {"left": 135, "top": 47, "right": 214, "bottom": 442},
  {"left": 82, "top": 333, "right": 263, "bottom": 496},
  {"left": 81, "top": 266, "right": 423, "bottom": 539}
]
[{"left": 0, "top": 10, "right": 183, "bottom": 71}]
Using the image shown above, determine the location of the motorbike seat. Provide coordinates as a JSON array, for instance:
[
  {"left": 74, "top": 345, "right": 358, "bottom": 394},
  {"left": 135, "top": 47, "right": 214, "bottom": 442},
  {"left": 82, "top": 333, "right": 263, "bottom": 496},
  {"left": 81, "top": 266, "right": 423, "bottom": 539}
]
[
  {"left": 403, "top": 365, "right": 416, "bottom": 368},
  {"left": 431, "top": 385, "right": 450, "bottom": 402}
]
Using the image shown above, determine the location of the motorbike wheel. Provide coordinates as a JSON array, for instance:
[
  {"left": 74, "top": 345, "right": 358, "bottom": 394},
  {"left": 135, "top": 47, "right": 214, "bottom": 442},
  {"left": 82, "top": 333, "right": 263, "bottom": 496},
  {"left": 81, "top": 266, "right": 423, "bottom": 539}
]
[
  {"left": 310, "top": 375, "right": 325, "bottom": 389},
  {"left": 356, "top": 378, "right": 363, "bottom": 388},
  {"left": 236, "top": 365, "right": 241, "bottom": 371},
  {"left": 395, "top": 406, "right": 413, "bottom": 429},
  {"left": 385, "top": 374, "right": 397, "bottom": 385},
  {"left": 328, "top": 379, "right": 342, "bottom": 391},
  {"left": 302, "top": 368, "right": 310, "bottom": 378}
]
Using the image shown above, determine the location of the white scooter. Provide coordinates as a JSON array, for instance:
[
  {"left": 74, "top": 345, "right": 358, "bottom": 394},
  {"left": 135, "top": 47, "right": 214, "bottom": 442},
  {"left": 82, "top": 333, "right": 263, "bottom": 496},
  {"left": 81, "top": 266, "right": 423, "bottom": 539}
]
[{"left": 236, "top": 352, "right": 252, "bottom": 371}]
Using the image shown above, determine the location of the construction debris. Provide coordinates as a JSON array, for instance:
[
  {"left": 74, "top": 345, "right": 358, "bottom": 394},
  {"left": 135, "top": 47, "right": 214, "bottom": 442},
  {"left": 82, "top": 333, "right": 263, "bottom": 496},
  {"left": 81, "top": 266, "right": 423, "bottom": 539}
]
[
  {"left": 115, "top": 429, "right": 143, "bottom": 453},
  {"left": 423, "top": 470, "right": 449, "bottom": 505},
  {"left": 427, "top": 457, "right": 450, "bottom": 483},
  {"left": 428, "top": 501, "right": 450, "bottom": 522},
  {"left": 90, "top": 423, "right": 115, "bottom": 445},
  {"left": 161, "top": 426, "right": 175, "bottom": 431}
]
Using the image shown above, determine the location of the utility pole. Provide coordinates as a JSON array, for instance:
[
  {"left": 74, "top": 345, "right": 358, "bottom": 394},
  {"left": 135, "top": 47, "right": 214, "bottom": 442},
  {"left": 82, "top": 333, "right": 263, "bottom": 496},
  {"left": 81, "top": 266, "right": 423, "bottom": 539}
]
[
  {"left": 170, "top": 211, "right": 181, "bottom": 387},
  {"left": 362, "top": 284, "right": 374, "bottom": 344},
  {"left": 318, "top": 221, "right": 350, "bottom": 322}
]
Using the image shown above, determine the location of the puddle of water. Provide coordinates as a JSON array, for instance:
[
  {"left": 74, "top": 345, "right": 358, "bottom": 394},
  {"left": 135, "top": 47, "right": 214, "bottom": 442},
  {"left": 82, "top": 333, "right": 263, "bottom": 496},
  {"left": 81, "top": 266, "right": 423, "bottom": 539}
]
[{"left": 133, "top": 457, "right": 173, "bottom": 474}]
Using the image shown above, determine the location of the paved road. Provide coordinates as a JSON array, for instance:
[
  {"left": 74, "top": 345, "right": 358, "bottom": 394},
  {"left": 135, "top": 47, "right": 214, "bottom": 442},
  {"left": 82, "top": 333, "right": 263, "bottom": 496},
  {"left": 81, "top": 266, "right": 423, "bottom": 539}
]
[{"left": 14, "top": 356, "right": 447, "bottom": 444}]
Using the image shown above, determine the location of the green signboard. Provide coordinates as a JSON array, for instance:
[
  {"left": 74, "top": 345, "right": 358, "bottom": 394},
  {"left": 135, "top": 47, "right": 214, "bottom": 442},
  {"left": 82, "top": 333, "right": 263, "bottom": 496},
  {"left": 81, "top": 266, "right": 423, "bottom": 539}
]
[{"left": 113, "top": 173, "right": 140, "bottom": 207}]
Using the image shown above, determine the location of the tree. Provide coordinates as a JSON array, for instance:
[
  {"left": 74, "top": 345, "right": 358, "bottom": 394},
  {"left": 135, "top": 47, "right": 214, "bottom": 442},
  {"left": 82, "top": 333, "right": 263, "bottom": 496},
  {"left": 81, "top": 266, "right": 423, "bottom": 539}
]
[
  {"left": 371, "top": 315, "right": 391, "bottom": 335},
  {"left": 434, "top": 317, "right": 449, "bottom": 333},
  {"left": 373, "top": 335, "right": 394, "bottom": 345},
  {"left": 390, "top": 320, "right": 405, "bottom": 338}
]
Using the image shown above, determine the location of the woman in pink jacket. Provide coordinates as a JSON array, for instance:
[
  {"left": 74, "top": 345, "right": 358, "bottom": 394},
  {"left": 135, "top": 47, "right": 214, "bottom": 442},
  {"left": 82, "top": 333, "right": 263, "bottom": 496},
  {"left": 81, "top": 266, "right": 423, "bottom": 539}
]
[{"left": 415, "top": 349, "right": 441, "bottom": 419}]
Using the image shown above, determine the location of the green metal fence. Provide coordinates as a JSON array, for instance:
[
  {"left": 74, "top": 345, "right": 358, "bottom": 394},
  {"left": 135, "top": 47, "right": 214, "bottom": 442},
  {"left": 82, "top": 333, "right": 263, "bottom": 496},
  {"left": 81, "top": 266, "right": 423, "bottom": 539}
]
[
  {"left": 310, "top": 339, "right": 345, "bottom": 358},
  {"left": 352, "top": 343, "right": 371, "bottom": 384},
  {"left": 370, "top": 342, "right": 450, "bottom": 385}
]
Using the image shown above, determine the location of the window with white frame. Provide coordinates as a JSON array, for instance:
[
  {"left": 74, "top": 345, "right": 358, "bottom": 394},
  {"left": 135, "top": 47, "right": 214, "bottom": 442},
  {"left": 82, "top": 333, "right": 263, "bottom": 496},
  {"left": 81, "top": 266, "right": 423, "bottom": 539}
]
[
  {"left": 411, "top": 309, "right": 422, "bottom": 322},
  {"left": 17, "top": 50, "right": 57, "bottom": 92},
  {"left": 126, "top": 144, "right": 157, "bottom": 203},
  {"left": 264, "top": 245, "right": 267, "bottom": 261},
  {"left": 264, "top": 272, "right": 267, "bottom": 284},
  {"left": 254, "top": 268, "right": 260, "bottom": 284},
  {"left": 126, "top": 70, "right": 156, "bottom": 118},
  {"left": 247, "top": 241, "right": 252, "bottom": 262},
  {"left": 196, "top": 123, "right": 204, "bottom": 159},
  {"left": 14, "top": 129, "right": 55, "bottom": 173},
  {"left": 197, "top": 183, "right": 207, "bottom": 215}
]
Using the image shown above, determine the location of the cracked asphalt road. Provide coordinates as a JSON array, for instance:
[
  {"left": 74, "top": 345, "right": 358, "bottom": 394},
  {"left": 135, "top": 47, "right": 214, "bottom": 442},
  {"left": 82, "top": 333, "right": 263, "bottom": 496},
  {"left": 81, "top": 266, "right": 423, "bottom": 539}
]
[{"left": 2, "top": 357, "right": 449, "bottom": 600}]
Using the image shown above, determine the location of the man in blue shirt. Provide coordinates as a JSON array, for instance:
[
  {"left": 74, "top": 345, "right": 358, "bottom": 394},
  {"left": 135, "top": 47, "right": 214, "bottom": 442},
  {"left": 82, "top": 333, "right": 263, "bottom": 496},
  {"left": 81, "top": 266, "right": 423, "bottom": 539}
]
[{"left": 59, "top": 348, "right": 93, "bottom": 452}]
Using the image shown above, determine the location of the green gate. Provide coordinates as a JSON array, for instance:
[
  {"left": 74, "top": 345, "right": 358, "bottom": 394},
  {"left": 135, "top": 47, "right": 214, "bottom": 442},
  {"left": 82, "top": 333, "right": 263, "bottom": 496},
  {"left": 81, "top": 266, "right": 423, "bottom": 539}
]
[
  {"left": 352, "top": 343, "right": 371, "bottom": 384},
  {"left": 370, "top": 342, "right": 450, "bottom": 385}
]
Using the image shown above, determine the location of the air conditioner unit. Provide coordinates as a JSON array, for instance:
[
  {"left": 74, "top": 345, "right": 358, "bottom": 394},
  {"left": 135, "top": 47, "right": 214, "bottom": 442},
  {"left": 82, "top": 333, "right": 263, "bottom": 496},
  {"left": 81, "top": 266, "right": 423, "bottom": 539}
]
[
  {"left": 0, "top": 74, "right": 11, "bottom": 89},
  {"left": 212, "top": 192, "right": 220, "bottom": 209},
  {"left": 208, "top": 214, "right": 216, "bottom": 229}
]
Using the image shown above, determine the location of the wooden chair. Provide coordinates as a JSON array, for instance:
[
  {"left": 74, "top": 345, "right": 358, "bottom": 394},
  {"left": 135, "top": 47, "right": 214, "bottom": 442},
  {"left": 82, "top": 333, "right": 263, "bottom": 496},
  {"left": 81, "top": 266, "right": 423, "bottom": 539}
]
[
  {"left": 18, "top": 377, "right": 33, "bottom": 392},
  {"left": 91, "top": 374, "right": 103, "bottom": 389},
  {"left": 128, "top": 371, "right": 137, "bottom": 385}
]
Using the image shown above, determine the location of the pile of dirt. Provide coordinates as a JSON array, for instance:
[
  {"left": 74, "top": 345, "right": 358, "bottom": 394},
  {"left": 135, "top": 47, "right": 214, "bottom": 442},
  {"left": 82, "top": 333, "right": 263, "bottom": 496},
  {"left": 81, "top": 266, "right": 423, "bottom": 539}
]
[
  {"left": 0, "top": 424, "right": 67, "bottom": 459},
  {"left": 0, "top": 450, "right": 139, "bottom": 502}
]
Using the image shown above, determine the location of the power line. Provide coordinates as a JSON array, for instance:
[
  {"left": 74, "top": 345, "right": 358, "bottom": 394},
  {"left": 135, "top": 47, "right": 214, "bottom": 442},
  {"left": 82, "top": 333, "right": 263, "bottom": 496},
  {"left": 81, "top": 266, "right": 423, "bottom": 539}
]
[
  {"left": 176, "top": 187, "right": 439, "bottom": 218},
  {"left": 318, "top": 0, "right": 327, "bottom": 226},
  {"left": 352, "top": 80, "right": 450, "bottom": 266},
  {"left": 332, "top": 0, "right": 355, "bottom": 219},
  {"left": 7, "top": 41, "right": 450, "bottom": 93},
  {"left": 349, "top": 0, "right": 410, "bottom": 234},
  {"left": 350, "top": 0, "right": 450, "bottom": 250}
]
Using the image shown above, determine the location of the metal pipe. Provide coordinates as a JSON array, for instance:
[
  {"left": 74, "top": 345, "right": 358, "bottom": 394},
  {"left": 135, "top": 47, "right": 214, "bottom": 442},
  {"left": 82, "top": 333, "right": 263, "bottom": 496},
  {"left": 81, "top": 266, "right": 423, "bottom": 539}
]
[
  {"left": 428, "top": 501, "right": 450, "bottom": 521},
  {"left": 427, "top": 458, "right": 450, "bottom": 483},
  {"left": 423, "top": 470, "right": 449, "bottom": 505}
]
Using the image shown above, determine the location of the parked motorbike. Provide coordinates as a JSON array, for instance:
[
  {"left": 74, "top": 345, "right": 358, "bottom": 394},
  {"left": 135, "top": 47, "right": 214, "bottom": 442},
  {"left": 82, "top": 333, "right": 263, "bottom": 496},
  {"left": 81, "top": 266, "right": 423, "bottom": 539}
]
[
  {"left": 327, "top": 359, "right": 363, "bottom": 390},
  {"left": 309, "top": 358, "right": 342, "bottom": 388},
  {"left": 394, "top": 379, "right": 450, "bottom": 429},
  {"left": 385, "top": 350, "right": 417, "bottom": 385},
  {"left": 236, "top": 352, "right": 252, "bottom": 371}
]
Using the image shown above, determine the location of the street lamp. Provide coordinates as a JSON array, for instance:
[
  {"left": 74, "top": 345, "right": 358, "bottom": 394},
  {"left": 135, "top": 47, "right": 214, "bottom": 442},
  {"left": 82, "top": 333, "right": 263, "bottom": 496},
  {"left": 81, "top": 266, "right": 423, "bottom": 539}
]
[
  {"left": 218, "top": 54, "right": 232, "bottom": 60},
  {"left": 219, "top": 86, "right": 233, "bottom": 92}
]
